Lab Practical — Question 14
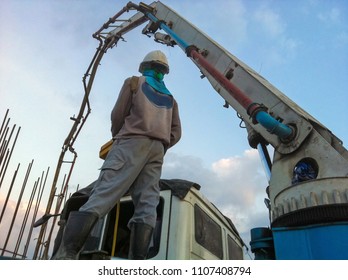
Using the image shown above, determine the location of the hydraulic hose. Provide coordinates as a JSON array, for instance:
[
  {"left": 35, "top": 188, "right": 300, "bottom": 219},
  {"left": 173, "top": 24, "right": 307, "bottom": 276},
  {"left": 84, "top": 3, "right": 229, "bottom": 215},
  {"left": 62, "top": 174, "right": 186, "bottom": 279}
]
[{"left": 144, "top": 11, "right": 294, "bottom": 141}]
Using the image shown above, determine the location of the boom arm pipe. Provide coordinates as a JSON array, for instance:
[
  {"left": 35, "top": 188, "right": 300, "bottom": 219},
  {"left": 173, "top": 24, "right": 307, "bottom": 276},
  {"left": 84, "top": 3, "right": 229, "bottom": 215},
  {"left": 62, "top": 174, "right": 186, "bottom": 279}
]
[
  {"left": 144, "top": 10, "right": 294, "bottom": 141},
  {"left": 255, "top": 111, "right": 294, "bottom": 140}
]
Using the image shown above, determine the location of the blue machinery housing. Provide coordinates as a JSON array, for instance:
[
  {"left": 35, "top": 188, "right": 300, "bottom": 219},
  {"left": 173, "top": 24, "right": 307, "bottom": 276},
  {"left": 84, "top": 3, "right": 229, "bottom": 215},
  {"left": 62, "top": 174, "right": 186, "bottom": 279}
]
[{"left": 251, "top": 223, "right": 348, "bottom": 259}]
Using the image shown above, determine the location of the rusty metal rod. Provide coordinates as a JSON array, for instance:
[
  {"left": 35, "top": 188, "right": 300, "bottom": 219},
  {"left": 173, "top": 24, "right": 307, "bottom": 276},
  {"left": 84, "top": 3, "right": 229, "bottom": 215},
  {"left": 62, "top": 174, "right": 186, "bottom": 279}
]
[
  {"left": 22, "top": 178, "right": 40, "bottom": 259},
  {"left": 13, "top": 177, "right": 38, "bottom": 258},
  {"left": 0, "top": 124, "right": 16, "bottom": 164},
  {"left": 0, "top": 126, "right": 21, "bottom": 190},
  {"left": 31, "top": 168, "right": 49, "bottom": 260},
  {"left": 0, "top": 109, "right": 9, "bottom": 139},
  {"left": 23, "top": 167, "right": 49, "bottom": 259},
  {"left": 1, "top": 160, "right": 33, "bottom": 256},
  {"left": 0, "top": 128, "right": 9, "bottom": 165},
  {"left": 0, "top": 148, "right": 10, "bottom": 185},
  {"left": 0, "top": 163, "right": 20, "bottom": 224},
  {"left": 0, "top": 117, "right": 10, "bottom": 146}
]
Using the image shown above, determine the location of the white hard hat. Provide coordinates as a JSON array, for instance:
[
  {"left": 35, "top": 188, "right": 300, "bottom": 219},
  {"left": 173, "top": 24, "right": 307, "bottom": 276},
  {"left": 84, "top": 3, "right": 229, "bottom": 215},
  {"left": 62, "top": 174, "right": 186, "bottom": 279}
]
[{"left": 139, "top": 50, "right": 169, "bottom": 74}]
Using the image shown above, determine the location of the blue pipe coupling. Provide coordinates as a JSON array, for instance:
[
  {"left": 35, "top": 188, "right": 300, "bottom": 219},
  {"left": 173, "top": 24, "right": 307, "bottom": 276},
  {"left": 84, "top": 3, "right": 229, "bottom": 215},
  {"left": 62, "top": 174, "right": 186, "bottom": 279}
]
[{"left": 255, "top": 111, "right": 294, "bottom": 140}]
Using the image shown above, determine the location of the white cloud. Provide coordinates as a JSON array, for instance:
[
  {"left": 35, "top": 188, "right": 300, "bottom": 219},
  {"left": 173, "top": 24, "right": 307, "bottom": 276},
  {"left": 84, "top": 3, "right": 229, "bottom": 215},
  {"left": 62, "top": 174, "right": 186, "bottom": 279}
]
[
  {"left": 254, "top": 7, "right": 285, "bottom": 37},
  {"left": 335, "top": 31, "right": 348, "bottom": 48},
  {"left": 251, "top": 4, "right": 300, "bottom": 67},
  {"left": 0, "top": 195, "right": 52, "bottom": 259},
  {"left": 162, "top": 149, "right": 270, "bottom": 251},
  {"left": 318, "top": 7, "right": 341, "bottom": 24}
]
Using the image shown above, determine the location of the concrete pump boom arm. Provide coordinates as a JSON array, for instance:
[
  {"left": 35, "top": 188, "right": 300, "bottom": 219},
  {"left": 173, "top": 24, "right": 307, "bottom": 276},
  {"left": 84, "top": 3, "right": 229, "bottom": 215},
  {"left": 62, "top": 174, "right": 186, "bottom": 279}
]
[
  {"left": 93, "top": 1, "right": 348, "bottom": 226},
  {"left": 98, "top": 2, "right": 345, "bottom": 156}
]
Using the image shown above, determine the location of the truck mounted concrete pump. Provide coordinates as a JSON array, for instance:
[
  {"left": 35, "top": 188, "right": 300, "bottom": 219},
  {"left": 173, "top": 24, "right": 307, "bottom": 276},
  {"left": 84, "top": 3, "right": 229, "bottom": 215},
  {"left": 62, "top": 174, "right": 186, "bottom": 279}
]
[{"left": 35, "top": 1, "right": 348, "bottom": 260}]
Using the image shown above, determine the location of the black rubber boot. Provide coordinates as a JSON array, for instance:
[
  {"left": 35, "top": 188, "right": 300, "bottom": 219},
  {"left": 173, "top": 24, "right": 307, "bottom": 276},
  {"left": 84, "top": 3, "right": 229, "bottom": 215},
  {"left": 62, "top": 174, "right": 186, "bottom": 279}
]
[
  {"left": 128, "top": 223, "right": 154, "bottom": 260},
  {"left": 51, "top": 211, "right": 98, "bottom": 260}
]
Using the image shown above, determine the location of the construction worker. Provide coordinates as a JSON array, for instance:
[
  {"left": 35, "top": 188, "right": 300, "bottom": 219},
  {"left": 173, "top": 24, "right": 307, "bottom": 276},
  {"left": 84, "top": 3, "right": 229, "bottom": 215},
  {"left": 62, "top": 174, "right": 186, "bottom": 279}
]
[{"left": 53, "top": 50, "right": 181, "bottom": 260}]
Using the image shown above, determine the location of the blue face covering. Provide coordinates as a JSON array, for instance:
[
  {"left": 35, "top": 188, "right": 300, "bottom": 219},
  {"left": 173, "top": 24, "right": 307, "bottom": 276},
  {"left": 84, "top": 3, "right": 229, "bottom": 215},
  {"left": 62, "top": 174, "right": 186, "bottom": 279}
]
[{"left": 142, "top": 69, "right": 171, "bottom": 95}]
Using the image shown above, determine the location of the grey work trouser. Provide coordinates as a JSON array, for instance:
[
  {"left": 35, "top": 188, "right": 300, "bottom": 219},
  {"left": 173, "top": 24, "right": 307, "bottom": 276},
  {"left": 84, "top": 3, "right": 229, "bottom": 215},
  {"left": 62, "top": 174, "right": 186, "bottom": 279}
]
[{"left": 79, "top": 137, "right": 164, "bottom": 229}]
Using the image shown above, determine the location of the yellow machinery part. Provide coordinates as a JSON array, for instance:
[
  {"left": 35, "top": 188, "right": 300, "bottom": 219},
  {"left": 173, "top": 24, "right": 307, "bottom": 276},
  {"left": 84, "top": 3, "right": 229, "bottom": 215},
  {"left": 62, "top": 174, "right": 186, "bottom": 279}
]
[{"left": 99, "top": 139, "right": 113, "bottom": 159}]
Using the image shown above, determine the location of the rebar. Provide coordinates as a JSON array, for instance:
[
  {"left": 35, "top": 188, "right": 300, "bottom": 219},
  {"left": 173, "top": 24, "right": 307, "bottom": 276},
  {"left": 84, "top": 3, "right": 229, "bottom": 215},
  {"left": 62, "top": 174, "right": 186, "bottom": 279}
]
[
  {"left": 0, "top": 123, "right": 21, "bottom": 190},
  {"left": 12, "top": 177, "right": 38, "bottom": 258},
  {"left": 0, "top": 109, "right": 10, "bottom": 145},
  {"left": 0, "top": 109, "right": 54, "bottom": 259},
  {"left": 0, "top": 163, "right": 20, "bottom": 223},
  {"left": 22, "top": 167, "right": 49, "bottom": 259},
  {"left": 1, "top": 160, "right": 33, "bottom": 256}
]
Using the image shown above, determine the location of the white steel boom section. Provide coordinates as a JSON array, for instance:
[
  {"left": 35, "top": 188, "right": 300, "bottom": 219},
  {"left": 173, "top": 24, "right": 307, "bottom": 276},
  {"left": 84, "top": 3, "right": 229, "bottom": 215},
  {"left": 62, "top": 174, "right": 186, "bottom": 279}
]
[
  {"left": 101, "top": 2, "right": 346, "bottom": 155},
  {"left": 95, "top": 1, "right": 348, "bottom": 224}
]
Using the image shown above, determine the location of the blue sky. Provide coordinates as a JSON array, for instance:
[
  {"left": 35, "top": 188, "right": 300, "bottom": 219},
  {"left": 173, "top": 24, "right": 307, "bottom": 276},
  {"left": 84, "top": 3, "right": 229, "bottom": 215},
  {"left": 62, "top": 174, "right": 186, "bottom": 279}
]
[{"left": 1, "top": 0, "right": 347, "bottom": 258}]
